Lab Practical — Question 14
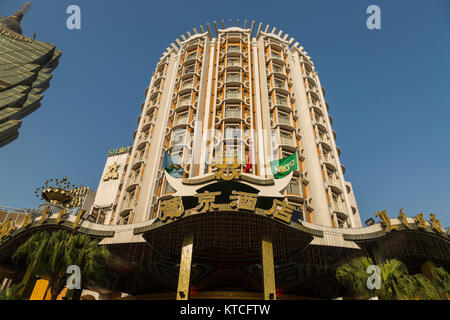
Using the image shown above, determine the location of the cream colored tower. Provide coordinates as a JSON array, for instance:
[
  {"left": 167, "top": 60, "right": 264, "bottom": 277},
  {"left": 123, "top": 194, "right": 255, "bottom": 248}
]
[{"left": 114, "top": 21, "right": 362, "bottom": 228}]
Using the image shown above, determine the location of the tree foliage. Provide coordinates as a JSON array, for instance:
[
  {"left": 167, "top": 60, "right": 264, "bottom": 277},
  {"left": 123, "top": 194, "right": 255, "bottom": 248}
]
[
  {"left": 336, "top": 256, "right": 450, "bottom": 300},
  {"left": 13, "top": 230, "right": 110, "bottom": 300},
  {"left": 0, "top": 283, "right": 24, "bottom": 300}
]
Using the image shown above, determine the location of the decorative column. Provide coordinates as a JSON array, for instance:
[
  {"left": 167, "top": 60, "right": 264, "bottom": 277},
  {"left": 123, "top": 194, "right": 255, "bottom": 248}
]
[
  {"left": 18, "top": 261, "right": 37, "bottom": 299},
  {"left": 176, "top": 233, "right": 194, "bottom": 300},
  {"left": 371, "top": 242, "right": 385, "bottom": 266},
  {"left": 261, "top": 235, "right": 276, "bottom": 300}
]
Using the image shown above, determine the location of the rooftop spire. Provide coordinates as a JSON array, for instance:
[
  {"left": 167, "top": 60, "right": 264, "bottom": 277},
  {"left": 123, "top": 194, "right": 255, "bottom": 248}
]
[{"left": 11, "top": 2, "right": 31, "bottom": 22}]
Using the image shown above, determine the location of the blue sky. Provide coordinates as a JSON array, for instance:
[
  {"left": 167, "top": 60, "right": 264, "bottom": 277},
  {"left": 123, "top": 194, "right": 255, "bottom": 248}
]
[{"left": 0, "top": 0, "right": 449, "bottom": 227}]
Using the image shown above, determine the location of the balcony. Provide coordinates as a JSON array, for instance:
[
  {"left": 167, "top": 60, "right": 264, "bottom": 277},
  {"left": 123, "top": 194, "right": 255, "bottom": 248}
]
[
  {"left": 132, "top": 153, "right": 145, "bottom": 170},
  {"left": 267, "top": 62, "right": 286, "bottom": 78},
  {"left": 334, "top": 209, "right": 348, "bottom": 222},
  {"left": 226, "top": 45, "right": 241, "bottom": 56},
  {"left": 275, "top": 113, "right": 295, "bottom": 132},
  {"left": 178, "top": 95, "right": 194, "bottom": 108},
  {"left": 267, "top": 51, "right": 284, "bottom": 65},
  {"left": 284, "top": 180, "right": 303, "bottom": 198},
  {"left": 126, "top": 176, "right": 139, "bottom": 191},
  {"left": 223, "top": 32, "right": 244, "bottom": 42},
  {"left": 313, "top": 115, "right": 327, "bottom": 130},
  {"left": 142, "top": 119, "right": 153, "bottom": 132},
  {"left": 270, "top": 79, "right": 289, "bottom": 95},
  {"left": 225, "top": 73, "right": 242, "bottom": 85},
  {"left": 224, "top": 89, "right": 242, "bottom": 102},
  {"left": 226, "top": 58, "right": 241, "bottom": 68},
  {"left": 223, "top": 107, "right": 242, "bottom": 121},
  {"left": 185, "top": 39, "right": 204, "bottom": 52},
  {"left": 170, "top": 130, "right": 188, "bottom": 147},
  {"left": 184, "top": 52, "right": 199, "bottom": 64},
  {"left": 302, "top": 68, "right": 315, "bottom": 80},
  {"left": 182, "top": 65, "right": 196, "bottom": 78},
  {"left": 274, "top": 95, "right": 289, "bottom": 109},
  {"left": 318, "top": 132, "right": 332, "bottom": 150},
  {"left": 173, "top": 114, "right": 190, "bottom": 129},
  {"left": 277, "top": 113, "right": 291, "bottom": 126},
  {"left": 328, "top": 176, "right": 342, "bottom": 194},
  {"left": 279, "top": 134, "right": 297, "bottom": 151},
  {"left": 265, "top": 38, "right": 284, "bottom": 51},
  {"left": 300, "top": 55, "right": 313, "bottom": 67},
  {"left": 336, "top": 146, "right": 341, "bottom": 157},
  {"left": 179, "top": 81, "right": 195, "bottom": 95}
]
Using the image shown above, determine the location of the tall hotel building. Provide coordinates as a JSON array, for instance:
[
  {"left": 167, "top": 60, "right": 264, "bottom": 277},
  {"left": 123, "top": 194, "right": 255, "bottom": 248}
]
[
  {"left": 1, "top": 20, "right": 449, "bottom": 301},
  {"left": 114, "top": 21, "right": 362, "bottom": 229}
]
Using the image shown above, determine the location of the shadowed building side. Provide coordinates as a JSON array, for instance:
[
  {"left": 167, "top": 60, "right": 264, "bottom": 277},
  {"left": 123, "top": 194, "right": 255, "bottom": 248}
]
[{"left": 0, "top": 3, "right": 61, "bottom": 148}]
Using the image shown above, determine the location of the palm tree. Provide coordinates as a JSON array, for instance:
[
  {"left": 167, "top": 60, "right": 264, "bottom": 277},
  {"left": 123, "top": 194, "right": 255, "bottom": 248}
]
[
  {"left": 13, "top": 230, "right": 110, "bottom": 300},
  {"left": 0, "top": 283, "right": 24, "bottom": 300},
  {"left": 336, "top": 257, "right": 449, "bottom": 300},
  {"left": 336, "top": 256, "right": 375, "bottom": 299},
  {"left": 377, "top": 258, "right": 411, "bottom": 300}
]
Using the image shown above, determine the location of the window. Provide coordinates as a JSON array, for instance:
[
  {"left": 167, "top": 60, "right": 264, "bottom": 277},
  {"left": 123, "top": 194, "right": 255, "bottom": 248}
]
[
  {"left": 277, "top": 111, "right": 290, "bottom": 125},
  {"left": 314, "top": 112, "right": 321, "bottom": 123},
  {"left": 319, "top": 130, "right": 327, "bottom": 142},
  {"left": 140, "top": 129, "right": 149, "bottom": 141},
  {"left": 121, "top": 214, "right": 129, "bottom": 225},
  {"left": 280, "top": 130, "right": 293, "bottom": 146},
  {"left": 97, "top": 210, "right": 106, "bottom": 224},
  {"left": 181, "top": 78, "right": 194, "bottom": 90},
  {"left": 332, "top": 192, "right": 340, "bottom": 211},
  {"left": 327, "top": 169, "right": 334, "bottom": 185},
  {"left": 276, "top": 94, "right": 287, "bottom": 106},
  {"left": 171, "top": 129, "right": 186, "bottom": 146},
  {"left": 174, "top": 111, "right": 189, "bottom": 125},
  {"left": 171, "top": 148, "right": 184, "bottom": 164},
  {"left": 225, "top": 105, "right": 241, "bottom": 118},
  {"left": 228, "top": 45, "right": 240, "bottom": 53},
  {"left": 226, "top": 72, "right": 240, "bottom": 82},
  {"left": 322, "top": 148, "right": 330, "bottom": 160},
  {"left": 179, "top": 94, "right": 191, "bottom": 106},
  {"left": 223, "top": 144, "right": 242, "bottom": 163},
  {"left": 282, "top": 150, "right": 293, "bottom": 159},
  {"left": 184, "top": 64, "right": 195, "bottom": 74},
  {"left": 286, "top": 179, "right": 300, "bottom": 195},
  {"left": 271, "top": 129, "right": 278, "bottom": 159},
  {"left": 147, "top": 110, "right": 155, "bottom": 122},
  {"left": 274, "top": 78, "right": 285, "bottom": 89},
  {"left": 135, "top": 150, "right": 145, "bottom": 162},
  {"left": 162, "top": 179, "right": 176, "bottom": 194},
  {"left": 127, "top": 191, "right": 135, "bottom": 208},
  {"left": 186, "top": 51, "right": 197, "bottom": 61},
  {"left": 227, "top": 58, "right": 240, "bottom": 67},
  {"left": 271, "top": 50, "right": 282, "bottom": 60},
  {"left": 224, "top": 124, "right": 241, "bottom": 139},
  {"left": 226, "top": 88, "right": 240, "bottom": 99},
  {"left": 272, "top": 63, "right": 283, "bottom": 73}
]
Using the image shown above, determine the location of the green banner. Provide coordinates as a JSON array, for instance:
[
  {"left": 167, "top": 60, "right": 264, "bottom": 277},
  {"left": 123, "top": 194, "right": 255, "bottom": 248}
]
[{"left": 270, "top": 152, "right": 298, "bottom": 179}]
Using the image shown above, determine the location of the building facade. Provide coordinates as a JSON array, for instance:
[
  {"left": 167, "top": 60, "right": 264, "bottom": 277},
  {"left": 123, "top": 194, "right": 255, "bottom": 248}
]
[
  {"left": 1, "top": 20, "right": 448, "bottom": 301},
  {"left": 90, "top": 147, "right": 132, "bottom": 225},
  {"left": 0, "top": 5, "right": 61, "bottom": 148},
  {"left": 114, "top": 21, "right": 362, "bottom": 229}
]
